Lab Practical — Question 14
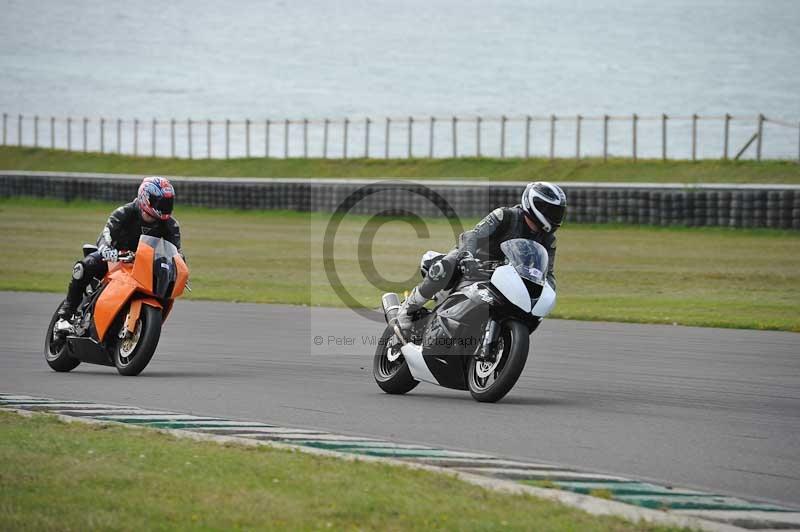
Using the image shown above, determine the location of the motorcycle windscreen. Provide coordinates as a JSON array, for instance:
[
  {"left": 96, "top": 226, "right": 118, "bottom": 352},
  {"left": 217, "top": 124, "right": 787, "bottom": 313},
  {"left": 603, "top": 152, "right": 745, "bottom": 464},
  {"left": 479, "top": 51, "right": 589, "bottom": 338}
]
[
  {"left": 500, "top": 239, "right": 549, "bottom": 299},
  {"left": 134, "top": 235, "right": 180, "bottom": 299}
]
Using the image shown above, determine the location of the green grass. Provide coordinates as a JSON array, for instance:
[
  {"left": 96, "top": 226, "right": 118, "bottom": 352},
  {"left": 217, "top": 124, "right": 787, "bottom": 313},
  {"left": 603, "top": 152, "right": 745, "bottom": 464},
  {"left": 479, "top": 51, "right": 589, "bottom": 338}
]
[
  {"left": 2, "top": 146, "right": 800, "bottom": 183},
  {"left": 0, "top": 410, "right": 681, "bottom": 531},
  {"left": 1, "top": 198, "right": 798, "bottom": 331}
]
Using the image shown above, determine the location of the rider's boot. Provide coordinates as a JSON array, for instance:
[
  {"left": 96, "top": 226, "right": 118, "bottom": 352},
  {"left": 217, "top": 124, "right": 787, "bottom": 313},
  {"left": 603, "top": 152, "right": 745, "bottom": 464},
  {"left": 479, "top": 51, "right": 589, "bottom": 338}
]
[
  {"left": 394, "top": 287, "right": 428, "bottom": 336},
  {"left": 57, "top": 277, "right": 84, "bottom": 321}
]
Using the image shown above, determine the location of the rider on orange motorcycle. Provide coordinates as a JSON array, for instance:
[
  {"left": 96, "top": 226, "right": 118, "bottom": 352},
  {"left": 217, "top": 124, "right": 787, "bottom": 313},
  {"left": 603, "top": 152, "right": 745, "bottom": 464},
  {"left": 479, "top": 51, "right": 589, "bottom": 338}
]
[{"left": 57, "top": 176, "right": 184, "bottom": 321}]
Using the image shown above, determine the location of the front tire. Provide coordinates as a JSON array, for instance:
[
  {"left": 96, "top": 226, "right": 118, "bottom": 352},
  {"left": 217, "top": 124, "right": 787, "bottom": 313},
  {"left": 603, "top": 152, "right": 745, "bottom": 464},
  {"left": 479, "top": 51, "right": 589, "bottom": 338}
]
[
  {"left": 44, "top": 301, "right": 81, "bottom": 372},
  {"left": 114, "top": 305, "right": 162, "bottom": 376},
  {"left": 373, "top": 325, "right": 418, "bottom": 395},
  {"left": 467, "top": 319, "right": 529, "bottom": 403}
]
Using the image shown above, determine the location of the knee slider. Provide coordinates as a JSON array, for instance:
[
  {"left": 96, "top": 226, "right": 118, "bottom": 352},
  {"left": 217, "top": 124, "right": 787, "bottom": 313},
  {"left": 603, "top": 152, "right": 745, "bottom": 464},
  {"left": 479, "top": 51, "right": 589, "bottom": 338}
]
[
  {"left": 72, "top": 262, "right": 85, "bottom": 280},
  {"left": 428, "top": 255, "right": 457, "bottom": 282}
]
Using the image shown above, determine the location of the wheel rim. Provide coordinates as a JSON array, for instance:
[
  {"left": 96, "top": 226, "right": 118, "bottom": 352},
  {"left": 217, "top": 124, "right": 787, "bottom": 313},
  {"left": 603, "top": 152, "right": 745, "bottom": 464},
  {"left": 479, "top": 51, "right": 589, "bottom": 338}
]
[
  {"left": 46, "top": 324, "right": 67, "bottom": 361},
  {"left": 376, "top": 335, "right": 404, "bottom": 379},
  {"left": 469, "top": 336, "right": 508, "bottom": 392},
  {"left": 117, "top": 320, "right": 142, "bottom": 367}
]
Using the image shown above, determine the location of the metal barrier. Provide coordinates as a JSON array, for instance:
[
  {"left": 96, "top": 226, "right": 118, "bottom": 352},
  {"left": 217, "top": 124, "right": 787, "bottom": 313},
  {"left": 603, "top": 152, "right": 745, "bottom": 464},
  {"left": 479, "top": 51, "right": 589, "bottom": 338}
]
[
  {"left": 1, "top": 171, "right": 798, "bottom": 229},
  {"left": 3, "top": 112, "right": 799, "bottom": 161}
]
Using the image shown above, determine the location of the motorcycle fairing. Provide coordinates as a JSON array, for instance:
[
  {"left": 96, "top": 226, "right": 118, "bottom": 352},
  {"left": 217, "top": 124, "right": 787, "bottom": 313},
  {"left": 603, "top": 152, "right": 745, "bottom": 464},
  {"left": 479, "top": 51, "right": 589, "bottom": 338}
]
[
  {"left": 532, "top": 282, "right": 556, "bottom": 317},
  {"left": 93, "top": 272, "right": 138, "bottom": 341},
  {"left": 491, "top": 265, "right": 531, "bottom": 313},
  {"left": 415, "top": 290, "right": 489, "bottom": 390},
  {"left": 66, "top": 336, "right": 114, "bottom": 366}
]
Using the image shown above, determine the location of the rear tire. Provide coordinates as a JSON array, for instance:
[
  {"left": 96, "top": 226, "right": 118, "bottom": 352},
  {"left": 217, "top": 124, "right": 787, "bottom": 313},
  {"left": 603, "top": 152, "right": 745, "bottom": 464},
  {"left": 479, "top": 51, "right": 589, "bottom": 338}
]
[
  {"left": 44, "top": 302, "right": 80, "bottom": 372},
  {"left": 114, "top": 305, "right": 162, "bottom": 376},
  {"left": 467, "top": 319, "right": 529, "bottom": 403},
  {"left": 373, "top": 325, "right": 418, "bottom": 395}
]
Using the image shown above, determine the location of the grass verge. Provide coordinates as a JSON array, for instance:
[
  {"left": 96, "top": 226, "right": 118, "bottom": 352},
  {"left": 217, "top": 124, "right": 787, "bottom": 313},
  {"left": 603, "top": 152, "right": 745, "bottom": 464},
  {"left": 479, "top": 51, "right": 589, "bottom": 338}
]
[
  {"left": 0, "top": 410, "right": 682, "bottom": 531},
  {"left": 1, "top": 198, "right": 798, "bottom": 331},
  {"left": 2, "top": 146, "right": 799, "bottom": 183}
]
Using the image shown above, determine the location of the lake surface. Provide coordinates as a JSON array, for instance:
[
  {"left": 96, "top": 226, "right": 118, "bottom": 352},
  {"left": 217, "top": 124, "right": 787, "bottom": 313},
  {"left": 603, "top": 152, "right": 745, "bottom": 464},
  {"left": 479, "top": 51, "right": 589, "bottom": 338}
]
[{"left": 2, "top": 0, "right": 798, "bottom": 160}]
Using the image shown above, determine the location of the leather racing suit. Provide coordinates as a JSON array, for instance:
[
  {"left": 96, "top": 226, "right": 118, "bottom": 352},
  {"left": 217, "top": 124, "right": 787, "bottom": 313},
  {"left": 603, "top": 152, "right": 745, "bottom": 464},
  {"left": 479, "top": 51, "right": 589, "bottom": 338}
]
[
  {"left": 415, "top": 204, "right": 557, "bottom": 301},
  {"left": 63, "top": 202, "right": 182, "bottom": 314}
]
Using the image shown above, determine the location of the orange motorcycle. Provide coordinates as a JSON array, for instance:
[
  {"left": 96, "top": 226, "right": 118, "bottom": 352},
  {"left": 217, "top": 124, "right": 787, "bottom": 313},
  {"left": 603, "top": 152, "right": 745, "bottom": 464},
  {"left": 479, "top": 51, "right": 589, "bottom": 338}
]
[{"left": 45, "top": 235, "right": 189, "bottom": 376}]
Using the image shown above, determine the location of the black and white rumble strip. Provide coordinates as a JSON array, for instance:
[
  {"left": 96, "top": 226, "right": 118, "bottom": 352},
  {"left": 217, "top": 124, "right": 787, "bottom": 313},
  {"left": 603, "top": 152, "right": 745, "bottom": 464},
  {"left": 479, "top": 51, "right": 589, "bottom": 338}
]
[{"left": 3, "top": 393, "right": 798, "bottom": 532}]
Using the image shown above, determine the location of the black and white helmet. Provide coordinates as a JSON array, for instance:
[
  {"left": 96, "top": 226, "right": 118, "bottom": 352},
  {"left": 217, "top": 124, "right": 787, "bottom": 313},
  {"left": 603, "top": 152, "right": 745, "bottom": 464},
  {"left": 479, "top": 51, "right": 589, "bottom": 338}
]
[{"left": 521, "top": 181, "right": 567, "bottom": 233}]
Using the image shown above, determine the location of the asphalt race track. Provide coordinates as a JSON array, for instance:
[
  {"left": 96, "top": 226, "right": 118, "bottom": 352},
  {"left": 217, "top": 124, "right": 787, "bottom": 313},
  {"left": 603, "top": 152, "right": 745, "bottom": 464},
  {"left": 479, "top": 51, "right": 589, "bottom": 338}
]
[{"left": 1, "top": 292, "right": 798, "bottom": 507}]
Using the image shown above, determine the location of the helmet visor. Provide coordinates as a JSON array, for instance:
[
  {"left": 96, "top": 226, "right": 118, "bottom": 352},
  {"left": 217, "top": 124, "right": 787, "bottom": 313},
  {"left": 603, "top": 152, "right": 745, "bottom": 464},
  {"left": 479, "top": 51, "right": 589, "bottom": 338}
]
[
  {"left": 533, "top": 198, "right": 565, "bottom": 228},
  {"left": 151, "top": 195, "right": 174, "bottom": 216}
]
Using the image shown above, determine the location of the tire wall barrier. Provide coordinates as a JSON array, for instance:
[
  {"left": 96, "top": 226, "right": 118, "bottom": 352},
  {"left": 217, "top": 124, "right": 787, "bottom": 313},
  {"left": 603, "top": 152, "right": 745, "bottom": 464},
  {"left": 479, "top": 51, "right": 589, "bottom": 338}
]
[{"left": 1, "top": 172, "right": 798, "bottom": 229}]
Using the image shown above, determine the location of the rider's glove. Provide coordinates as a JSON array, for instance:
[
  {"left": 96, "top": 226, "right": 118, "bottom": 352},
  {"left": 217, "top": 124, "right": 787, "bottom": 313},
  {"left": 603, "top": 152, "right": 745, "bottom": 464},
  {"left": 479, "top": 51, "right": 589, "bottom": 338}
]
[
  {"left": 101, "top": 247, "right": 119, "bottom": 262},
  {"left": 458, "top": 251, "right": 479, "bottom": 277}
]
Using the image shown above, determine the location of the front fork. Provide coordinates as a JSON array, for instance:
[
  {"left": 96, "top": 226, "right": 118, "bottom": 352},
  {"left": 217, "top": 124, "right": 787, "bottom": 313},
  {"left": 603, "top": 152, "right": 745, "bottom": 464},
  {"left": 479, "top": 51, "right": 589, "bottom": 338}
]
[{"left": 477, "top": 319, "right": 500, "bottom": 361}]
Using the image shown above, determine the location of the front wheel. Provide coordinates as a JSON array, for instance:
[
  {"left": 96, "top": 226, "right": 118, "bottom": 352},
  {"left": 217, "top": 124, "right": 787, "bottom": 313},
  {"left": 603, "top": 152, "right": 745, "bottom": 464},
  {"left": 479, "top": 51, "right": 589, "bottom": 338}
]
[
  {"left": 373, "top": 325, "right": 418, "bottom": 395},
  {"left": 44, "top": 301, "right": 81, "bottom": 372},
  {"left": 467, "top": 319, "right": 529, "bottom": 403},
  {"left": 114, "top": 304, "right": 162, "bottom": 376}
]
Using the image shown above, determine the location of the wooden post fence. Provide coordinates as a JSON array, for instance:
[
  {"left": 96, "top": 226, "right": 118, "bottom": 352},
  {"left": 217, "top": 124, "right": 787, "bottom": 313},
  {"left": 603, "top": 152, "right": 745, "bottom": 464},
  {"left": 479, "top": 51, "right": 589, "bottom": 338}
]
[
  {"left": 187, "top": 119, "right": 193, "bottom": 159},
  {"left": 322, "top": 119, "right": 328, "bottom": 159},
  {"left": 12, "top": 111, "right": 798, "bottom": 162},
  {"left": 451, "top": 116, "right": 457, "bottom": 158},
  {"left": 384, "top": 117, "right": 390, "bottom": 159},
  {"left": 476, "top": 116, "right": 482, "bottom": 157},
  {"left": 266, "top": 119, "right": 271, "bottom": 158},
  {"left": 246, "top": 119, "right": 251, "bottom": 158},
  {"left": 500, "top": 115, "right": 507, "bottom": 158},
  {"left": 365, "top": 117, "right": 371, "bottom": 158},
  {"left": 224, "top": 119, "right": 229, "bottom": 159},
  {"left": 284, "top": 119, "right": 290, "bottom": 159},
  {"left": 407, "top": 116, "right": 413, "bottom": 159},
  {"left": 343, "top": 118, "right": 349, "bottom": 159},
  {"left": 304, "top": 118, "right": 309, "bottom": 158},
  {"left": 429, "top": 116, "right": 435, "bottom": 158},
  {"left": 525, "top": 115, "right": 531, "bottom": 159},
  {"left": 206, "top": 120, "right": 211, "bottom": 159},
  {"left": 171, "top": 119, "right": 176, "bottom": 158},
  {"left": 723, "top": 113, "right": 730, "bottom": 160}
]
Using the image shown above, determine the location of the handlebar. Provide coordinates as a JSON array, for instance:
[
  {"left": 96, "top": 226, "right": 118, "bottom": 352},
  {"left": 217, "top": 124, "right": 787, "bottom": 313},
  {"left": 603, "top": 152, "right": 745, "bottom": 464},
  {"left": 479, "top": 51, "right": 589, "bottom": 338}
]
[{"left": 118, "top": 251, "right": 136, "bottom": 263}]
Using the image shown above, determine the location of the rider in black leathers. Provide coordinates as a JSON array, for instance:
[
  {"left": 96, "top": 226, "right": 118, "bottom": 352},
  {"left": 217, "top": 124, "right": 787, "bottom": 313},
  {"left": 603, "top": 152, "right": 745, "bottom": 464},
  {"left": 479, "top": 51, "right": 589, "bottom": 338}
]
[
  {"left": 395, "top": 181, "right": 567, "bottom": 332},
  {"left": 58, "top": 177, "right": 182, "bottom": 319}
]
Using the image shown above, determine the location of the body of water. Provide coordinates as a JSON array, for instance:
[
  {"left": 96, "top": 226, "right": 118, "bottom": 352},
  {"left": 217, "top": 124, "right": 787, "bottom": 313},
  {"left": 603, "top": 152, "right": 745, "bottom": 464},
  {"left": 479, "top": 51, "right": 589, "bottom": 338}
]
[{"left": 2, "top": 0, "right": 798, "bottom": 159}]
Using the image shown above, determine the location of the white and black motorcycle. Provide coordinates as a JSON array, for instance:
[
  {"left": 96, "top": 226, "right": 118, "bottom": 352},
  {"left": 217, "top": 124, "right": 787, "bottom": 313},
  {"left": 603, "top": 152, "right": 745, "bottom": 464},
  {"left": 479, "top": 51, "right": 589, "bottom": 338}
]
[{"left": 373, "top": 238, "right": 556, "bottom": 403}]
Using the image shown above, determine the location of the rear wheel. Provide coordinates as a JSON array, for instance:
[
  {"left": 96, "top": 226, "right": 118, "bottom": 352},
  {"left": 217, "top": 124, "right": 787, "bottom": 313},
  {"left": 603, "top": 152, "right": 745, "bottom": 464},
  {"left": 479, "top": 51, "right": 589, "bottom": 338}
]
[
  {"left": 467, "top": 319, "right": 529, "bottom": 403},
  {"left": 43, "top": 301, "right": 80, "bottom": 372},
  {"left": 373, "top": 325, "right": 418, "bottom": 394},
  {"left": 114, "top": 305, "right": 162, "bottom": 376}
]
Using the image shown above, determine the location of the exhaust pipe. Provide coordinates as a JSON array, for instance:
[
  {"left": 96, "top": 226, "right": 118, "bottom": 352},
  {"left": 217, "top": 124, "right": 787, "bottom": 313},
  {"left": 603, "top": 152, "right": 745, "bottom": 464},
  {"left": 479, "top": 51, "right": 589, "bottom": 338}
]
[
  {"left": 381, "top": 293, "right": 407, "bottom": 345},
  {"left": 381, "top": 292, "right": 400, "bottom": 324}
]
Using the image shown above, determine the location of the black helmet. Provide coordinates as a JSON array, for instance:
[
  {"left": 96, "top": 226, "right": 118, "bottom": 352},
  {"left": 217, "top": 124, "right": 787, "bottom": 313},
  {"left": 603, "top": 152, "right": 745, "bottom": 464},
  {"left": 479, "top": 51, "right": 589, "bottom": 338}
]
[{"left": 521, "top": 181, "right": 567, "bottom": 232}]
